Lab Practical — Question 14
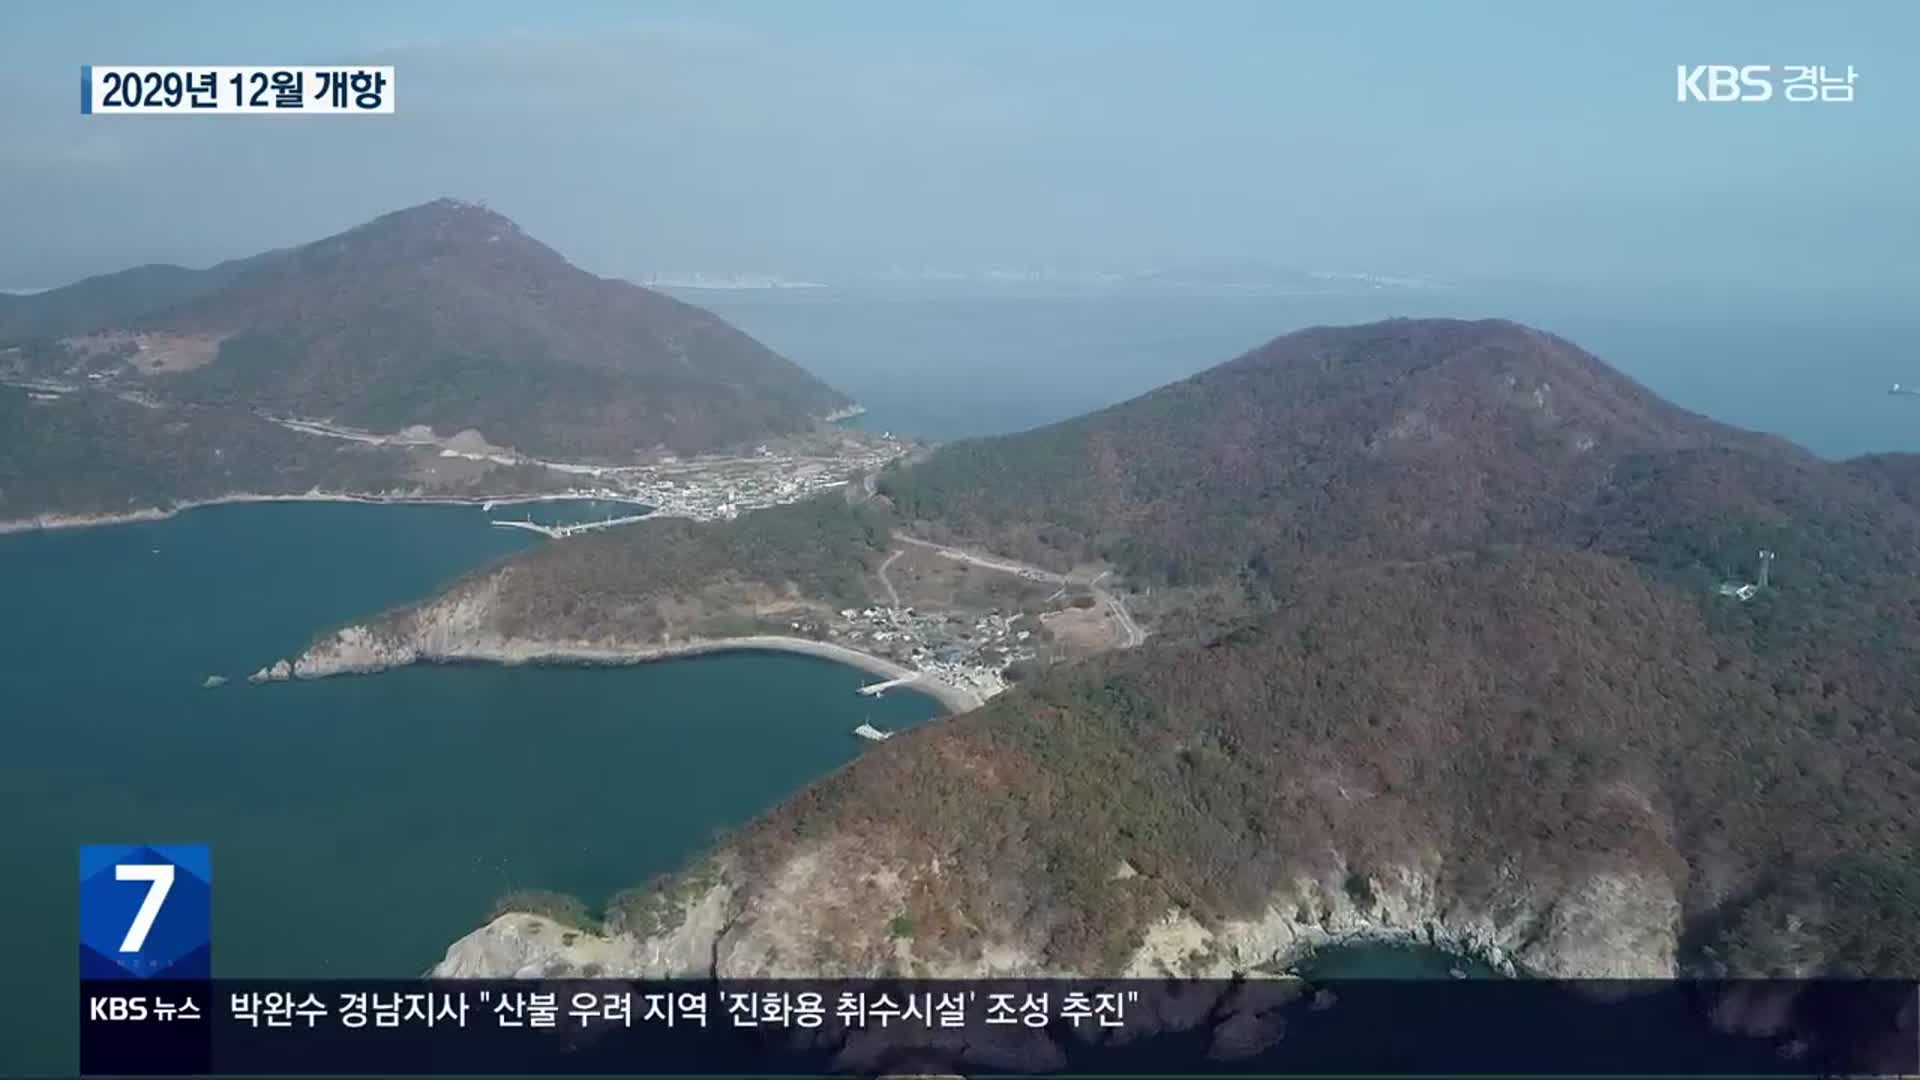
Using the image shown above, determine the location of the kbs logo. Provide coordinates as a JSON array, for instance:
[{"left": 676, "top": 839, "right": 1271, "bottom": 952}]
[
  {"left": 1677, "top": 65, "right": 1858, "bottom": 103},
  {"left": 79, "top": 844, "right": 211, "bottom": 979},
  {"left": 1676, "top": 65, "right": 1773, "bottom": 102}
]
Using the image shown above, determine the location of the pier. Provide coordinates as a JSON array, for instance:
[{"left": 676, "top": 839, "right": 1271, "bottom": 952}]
[{"left": 857, "top": 673, "right": 921, "bottom": 697}]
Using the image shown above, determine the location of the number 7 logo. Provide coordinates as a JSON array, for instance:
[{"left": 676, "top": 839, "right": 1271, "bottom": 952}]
[
  {"left": 115, "top": 864, "right": 175, "bottom": 953},
  {"left": 80, "top": 844, "right": 210, "bottom": 979}
]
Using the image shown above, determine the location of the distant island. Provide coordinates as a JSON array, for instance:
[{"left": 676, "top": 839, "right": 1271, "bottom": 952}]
[
  {"left": 0, "top": 199, "right": 877, "bottom": 526},
  {"left": 272, "top": 318, "right": 1917, "bottom": 984}
]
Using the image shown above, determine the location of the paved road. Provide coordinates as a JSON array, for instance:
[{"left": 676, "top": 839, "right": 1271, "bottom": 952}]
[{"left": 893, "top": 533, "right": 1067, "bottom": 584}]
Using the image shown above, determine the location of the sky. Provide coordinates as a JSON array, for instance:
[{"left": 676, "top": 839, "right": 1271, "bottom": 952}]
[{"left": 0, "top": 1, "right": 1913, "bottom": 292}]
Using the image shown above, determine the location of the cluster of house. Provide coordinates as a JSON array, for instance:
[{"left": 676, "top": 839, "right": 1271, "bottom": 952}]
[{"left": 826, "top": 604, "right": 1038, "bottom": 700}]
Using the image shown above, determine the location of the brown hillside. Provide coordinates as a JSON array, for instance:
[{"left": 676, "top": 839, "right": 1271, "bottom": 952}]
[
  {"left": 737, "top": 544, "right": 1920, "bottom": 976},
  {"left": 373, "top": 317, "right": 1919, "bottom": 977},
  {"left": 39, "top": 200, "right": 853, "bottom": 461},
  {"left": 881, "top": 318, "right": 1792, "bottom": 580}
]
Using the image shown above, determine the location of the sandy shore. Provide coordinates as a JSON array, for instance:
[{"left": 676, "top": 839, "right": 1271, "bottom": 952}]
[
  {"left": 620, "top": 635, "right": 984, "bottom": 714},
  {"left": 0, "top": 490, "right": 627, "bottom": 535},
  {"left": 286, "top": 628, "right": 984, "bottom": 715}
]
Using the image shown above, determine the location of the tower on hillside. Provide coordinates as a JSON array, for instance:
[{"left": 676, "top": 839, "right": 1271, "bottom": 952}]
[{"left": 1758, "top": 549, "right": 1775, "bottom": 589}]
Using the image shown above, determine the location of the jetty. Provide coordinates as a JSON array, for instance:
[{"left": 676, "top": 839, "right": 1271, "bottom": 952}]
[
  {"left": 856, "top": 673, "right": 921, "bottom": 697},
  {"left": 489, "top": 511, "right": 654, "bottom": 539},
  {"left": 852, "top": 722, "right": 894, "bottom": 741}
]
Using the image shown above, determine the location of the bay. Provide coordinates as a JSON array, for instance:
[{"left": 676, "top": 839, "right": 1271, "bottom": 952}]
[{"left": 0, "top": 501, "right": 942, "bottom": 1074}]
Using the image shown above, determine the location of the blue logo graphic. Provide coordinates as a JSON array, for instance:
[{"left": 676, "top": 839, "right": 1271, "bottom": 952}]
[{"left": 79, "top": 844, "right": 211, "bottom": 979}]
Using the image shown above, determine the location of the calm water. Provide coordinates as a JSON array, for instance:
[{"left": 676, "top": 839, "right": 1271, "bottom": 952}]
[
  {"left": 1297, "top": 942, "right": 1504, "bottom": 979},
  {"left": 0, "top": 502, "right": 942, "bottom": 1074}
]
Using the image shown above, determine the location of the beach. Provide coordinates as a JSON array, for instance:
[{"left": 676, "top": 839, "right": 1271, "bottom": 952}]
[{"left": 288, "top": 630, "right": 984, "bottom": 715}]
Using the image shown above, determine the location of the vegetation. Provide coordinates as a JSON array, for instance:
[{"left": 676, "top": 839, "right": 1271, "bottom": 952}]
[
  {"left": 0, "top": 386, "right": 569, "bottom": 520},
  {"left": 130, "top": 199, "right": 851, "bottom": 460},
  {"left": 0, "top": 387, "right": 409, "bottom": 518},
  {"left": 0, "top": 262, "right": 239, "bottom": 343},
  {"left": 742, "top": 543, "right": 1920, "bottom": 974},
  {"left": 487, "top": 889, "right": 598, "bottom": 934},
  {"left": 4, "top": 201, "right": 851, "bottom": 470},
  {"left": 715, "top": 320, "right": 1920, "bottom": 976},
  {"left": 258, "top": 315, "right": 1917, "bottom": 978},
  {"left": 469, "top": 495, "right": 892, "bottom": 644},
  {"left": 603, "top": 857, "right": 726, "bottom": 939},
  {"left": 879, "top": 318, "right": 1763, "bottom": 583}
]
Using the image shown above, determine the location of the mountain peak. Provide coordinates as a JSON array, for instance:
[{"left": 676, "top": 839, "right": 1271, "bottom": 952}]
[
  {"left": 881, "top": 316, "right": 1779, "bottom": 581},
  {"left": 5, "top": 202, "right": 851, "bottom": 460},
  {"left": 312, "top": 198, "right": 539, "bottom": 269},
  {"left": 381, "top": 197, "right": 519, "bottom": 231}
]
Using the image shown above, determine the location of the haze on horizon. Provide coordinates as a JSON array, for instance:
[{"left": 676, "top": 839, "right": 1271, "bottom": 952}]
[{"left": 0, "top": 0, "right": 1913, "bottom": 297}]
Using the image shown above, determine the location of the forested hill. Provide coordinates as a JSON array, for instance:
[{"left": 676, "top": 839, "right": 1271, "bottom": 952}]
[
  {"left": 369, "top": 315, "right": 1920, "bottom": 979},
  {"left": 0, "top": 263, "right": 242, "bottom": 341},
  {"left": 1, "top": 200, "right": 853, "bottom": 461},
  {"left": 754, "top": 329, "right": 1920, "bottom": 974},
  {"left": 880, "top": 318, "right": 1793, "bottom": 582},
  {"left": 736, "top": 544, "right": 1920, "bottom": 977}
]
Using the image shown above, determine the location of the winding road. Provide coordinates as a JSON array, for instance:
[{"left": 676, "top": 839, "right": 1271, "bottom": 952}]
[{"left": 892, "top": 533, "right": 1144, "bottom": 648}]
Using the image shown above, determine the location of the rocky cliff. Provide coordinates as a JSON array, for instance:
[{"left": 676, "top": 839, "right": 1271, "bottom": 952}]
[{"left": 434, "top": 841, "right": 1681, "bottom": 981}]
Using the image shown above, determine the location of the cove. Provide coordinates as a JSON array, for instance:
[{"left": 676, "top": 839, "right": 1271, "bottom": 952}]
[
  {"left": 1293, "top": 941, "right": 1507, "bottom": 979},
  {"left": 0, "top": 501, "right": 943, "bottom": 1075}
]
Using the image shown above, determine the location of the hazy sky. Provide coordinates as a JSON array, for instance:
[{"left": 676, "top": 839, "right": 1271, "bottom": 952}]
[{"left": 1, "top": 1, "right": 1913, "bottom": 290}]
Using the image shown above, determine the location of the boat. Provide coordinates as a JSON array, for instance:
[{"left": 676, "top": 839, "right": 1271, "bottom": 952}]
[
  {"left": 852, "top": 721, "right": 894, "bottom": 741},
  {"left": 1891, "top": 383, "right": 1920, "bottom": 397}
]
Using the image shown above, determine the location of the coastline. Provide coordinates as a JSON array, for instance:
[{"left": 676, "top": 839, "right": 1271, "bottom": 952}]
[
  {"left": 493, "top": 634, "right": 986, "bottom": 715},
  {"left": 0, "top": 490, "right": 643, "bottom": 536},
  {"left": 284, "top": 630, "right": 984, "bottom": 715}
]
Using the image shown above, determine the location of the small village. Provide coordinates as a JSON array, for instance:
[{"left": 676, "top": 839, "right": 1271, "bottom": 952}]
[
  {"left": 810, "top": 603, "right": 1041, "bottom": 704},
  {"left": 603, "top": 433, "right": 908, "bottom": 521}
]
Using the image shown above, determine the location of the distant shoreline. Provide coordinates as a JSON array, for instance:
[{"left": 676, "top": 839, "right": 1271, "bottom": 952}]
[{"left": 0, "top": 490, "right": 645, "bottom": 536}]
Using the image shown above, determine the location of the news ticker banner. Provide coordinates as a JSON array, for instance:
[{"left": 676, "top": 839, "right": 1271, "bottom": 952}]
[
  {"left": 81, "top": 66, "right": 393, "bottom": 114},
  {"left": 78, "top": 846, "right": 1920, "bottom": 1076},
  {"left": 77, "top": 977, "right": 1920, "bottom": 1076}
]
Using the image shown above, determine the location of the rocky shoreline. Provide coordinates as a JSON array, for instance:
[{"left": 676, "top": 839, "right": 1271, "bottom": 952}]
[{"left": 430, "top": 852, "right": 1678, "bottom": 982}]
